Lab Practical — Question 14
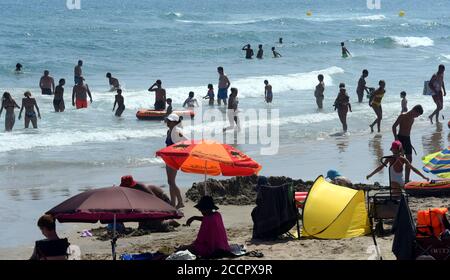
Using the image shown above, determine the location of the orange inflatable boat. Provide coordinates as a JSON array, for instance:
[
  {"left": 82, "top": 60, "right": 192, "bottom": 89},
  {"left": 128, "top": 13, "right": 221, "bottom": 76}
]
[
  {"left": 136, "top": 109, "right": 195, "bottom": 121},
  {"left": 405, "top": 180, "right": 450, "bottom": 196}
]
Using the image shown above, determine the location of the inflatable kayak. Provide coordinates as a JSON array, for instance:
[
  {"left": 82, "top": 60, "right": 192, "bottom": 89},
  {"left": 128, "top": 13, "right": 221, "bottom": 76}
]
[
  {"left": 405, "top": 180, "right": 450, "bottom": 196},
  {"left": 136, "top": 109, "right": 195, "bottom": 121}
]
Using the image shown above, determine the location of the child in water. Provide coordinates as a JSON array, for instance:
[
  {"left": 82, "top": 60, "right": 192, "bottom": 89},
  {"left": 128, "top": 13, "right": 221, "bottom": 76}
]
[
  {"left": 314, "top": 74, "right": 325, "bottom": 109},
  {"left": 341, "top": 42, "right": 351, "bottom": 58},
  {"left": 400, "top": 91, "right": 408, "bottom": 113},
  {"left": 203, "top": 84, "right": 215, "bottom": 106},
  {"left": 166, "top": 98, "right": 173, "bottom": 115},
  {"left": 112, "top": 89, "right": 125, "bottom": 117},
  {"left": 183, "top": 91, "right": 199, "bottom": 108}
]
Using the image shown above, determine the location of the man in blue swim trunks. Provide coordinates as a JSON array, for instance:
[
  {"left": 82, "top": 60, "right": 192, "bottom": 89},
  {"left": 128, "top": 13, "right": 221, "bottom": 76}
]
[{"left": 217, "top": 66, "right": 230, "bottom": 106}]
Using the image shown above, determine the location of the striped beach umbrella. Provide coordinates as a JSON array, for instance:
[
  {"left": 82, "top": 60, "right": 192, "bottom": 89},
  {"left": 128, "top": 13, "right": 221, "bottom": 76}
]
[{"left": 422, "top": 147, "right": 450, "bottom": 178}]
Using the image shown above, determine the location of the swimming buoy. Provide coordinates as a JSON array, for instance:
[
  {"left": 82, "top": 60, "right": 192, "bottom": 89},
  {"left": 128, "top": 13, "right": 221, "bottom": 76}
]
[
  {"left": 136, "top": 109, "right": 195, "bottom": 121},
  {"left": 399, "top": 10, "right": 405, "bottom": 17},
  {"left": 306, "top": 11, "right": 312, "bottom": 16}
]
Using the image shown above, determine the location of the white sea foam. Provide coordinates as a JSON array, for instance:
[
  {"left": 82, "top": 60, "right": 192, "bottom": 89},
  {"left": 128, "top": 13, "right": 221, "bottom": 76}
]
[
  {"left": 390, "top": 36, "right": 434, "bottom": 48},
  {"left": 354, "top": 15, "right": 386, "bottom": 21}
]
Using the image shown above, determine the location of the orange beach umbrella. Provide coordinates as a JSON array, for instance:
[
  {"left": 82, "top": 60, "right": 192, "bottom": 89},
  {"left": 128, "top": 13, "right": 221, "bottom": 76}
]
[{"left": 156, "top": 140, "right": 262, "bottom": 177}]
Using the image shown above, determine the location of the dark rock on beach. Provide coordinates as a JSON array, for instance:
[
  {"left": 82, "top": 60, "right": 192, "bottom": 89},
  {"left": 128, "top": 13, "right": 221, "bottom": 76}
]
[{"left": 186, "top": 175, "right": 386, "bottom": 205}]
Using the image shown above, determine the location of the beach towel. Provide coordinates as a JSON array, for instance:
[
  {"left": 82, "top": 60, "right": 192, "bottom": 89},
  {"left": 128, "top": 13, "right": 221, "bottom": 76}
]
[
  {"left": 392, "top": 194, "right": 416, "bottom": 260},
  {"left": 251, "top": 183, "right": 298, "bottom": 239},
  {"left": 192, "top": 212, "right": 231, "bottom": 258}
]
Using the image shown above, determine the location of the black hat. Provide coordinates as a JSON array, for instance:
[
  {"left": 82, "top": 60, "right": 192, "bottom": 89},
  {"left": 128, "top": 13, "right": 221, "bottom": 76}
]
[{"left": 194, "top": 196, "right": 219, "bottom": 211}]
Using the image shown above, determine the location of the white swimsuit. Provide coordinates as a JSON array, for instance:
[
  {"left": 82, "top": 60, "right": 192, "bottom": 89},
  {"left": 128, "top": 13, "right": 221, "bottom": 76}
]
[{"left": 389, "top": 159, "right": 404, "bottom": 186}]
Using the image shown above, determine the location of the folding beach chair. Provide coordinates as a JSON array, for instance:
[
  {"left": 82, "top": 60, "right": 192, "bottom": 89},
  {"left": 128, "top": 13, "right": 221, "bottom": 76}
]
[
  {"left": 367, "top": 156, "right": 404, "bottom": 236},
  {"left": 35, "top": 238, "right": 70, "bottom": 260}
]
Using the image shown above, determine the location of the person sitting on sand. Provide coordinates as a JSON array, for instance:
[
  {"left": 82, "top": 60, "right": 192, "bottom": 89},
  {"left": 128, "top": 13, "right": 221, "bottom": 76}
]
[
  {"left": 183, "top": 91, "right": 199, "bottom": 108},
  {"left": 15, "top": 63, "right": 23, "bottom": 73},
  {"left": 369, "top": 80, "right": 386, "bottom": 133},
  {"left": 30, "top": 214, "right": 70, "bottom": 260},
  {"left": 264, "top": 80, "right": 273, "bottom": 103},
  {"left": 326, "top": 170, "right": 352, "bottom": 187},
  {"left": 428, "top": 64, "right": 446, "bottom": 124},
  {"left": 18, "top": 91, "right": 41, "bottom": 129},
  {"left": 179, "top": 196, "right": 231, "bottom": 258},
  {"left": 256, "top": 44, "right": 263, "bottom": 59},
  {"left": 53, "top": 79, "right": 65, "bottom": 112},
  {"left": 0, "top": 92, "right": 20, "bottom": 131},
  {"left": 148, "top": 80, "right": 166, "bottom": 111},
  {"left": 106, "top": 72, "right": 120, "bottom": 91},
  {"left": 203, "top": 84, "right": 215, "bottom": 106},
  {"left": 315, "top": 74, "right": 325, "bottom": 109},
  {"left": 341, "top": 42, "right": 351, "bottom": 58},
  {"left": 272, "top": 47, "right": 282, "bottom": 58},
  {"left": 400, "top": 91, "right": 408, "bottom": 113},
  {"left": 39, "top": 70, "right": 55, "bottom": 95},
  {"left": 366, "top": 140, "right": 429, "bottom": 196},
  {"left": 334, "top": 83, "right": 352, "bottom": 133},
  {"left": 112, "top": 89, "right": 125, "bottom": 117},
  {"left": 72, "top": 78, "right": 92, "bottom": 109},
  {"left": 242, "top": 44, "right": 254, "bottom": 59}
]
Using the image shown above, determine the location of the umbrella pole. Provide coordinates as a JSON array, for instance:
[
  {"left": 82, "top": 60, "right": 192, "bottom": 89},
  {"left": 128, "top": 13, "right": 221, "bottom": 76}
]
[
  {"left": 204, "top": 161, "right": 208, "bottom": 196},
  {"left": 112, "top": 214, "right": 117, "bottom": 260}
]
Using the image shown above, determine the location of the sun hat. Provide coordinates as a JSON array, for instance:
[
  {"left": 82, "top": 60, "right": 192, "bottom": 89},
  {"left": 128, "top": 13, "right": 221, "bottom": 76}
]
[
  {"left": 166, "top": 113, "right": 180, "bottom": 122},
  {"left": 194, "top": 196, "right": 219, "bottom": 211},
  {"left": 120, "top": 175, "right": 137, "bottom": 188}
]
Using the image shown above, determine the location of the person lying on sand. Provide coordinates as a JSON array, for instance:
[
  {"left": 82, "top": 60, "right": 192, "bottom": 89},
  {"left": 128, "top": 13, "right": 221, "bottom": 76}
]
[
  {"left": 177, "top": 196, "right": 231, "bottom": 259},
  {"left": 119, "top": 175, "right": 180, "bottom": 230},
  {"left": 366, "top": 140, "right": 429, "bottom": 196}
]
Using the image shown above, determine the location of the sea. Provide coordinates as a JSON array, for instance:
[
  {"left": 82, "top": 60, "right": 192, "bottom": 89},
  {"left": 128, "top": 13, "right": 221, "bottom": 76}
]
[{"left": 1, "top": 0, "right": 450, "bottom": 249}]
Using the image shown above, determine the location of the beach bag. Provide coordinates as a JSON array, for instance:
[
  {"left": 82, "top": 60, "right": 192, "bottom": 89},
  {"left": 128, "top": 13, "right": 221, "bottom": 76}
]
[{"left": 423, "top": 81, "right": 434, "bottom": 96}]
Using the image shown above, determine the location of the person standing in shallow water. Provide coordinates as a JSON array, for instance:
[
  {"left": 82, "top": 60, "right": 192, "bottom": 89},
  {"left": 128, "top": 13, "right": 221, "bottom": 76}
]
[
  {"left": 74, "top": 60, "right": 83, "bottom": 85},
  {"left": 0, "top": 92, "right": 20, "bottom": 131},
  {"left": 314, "top": 74, "right": 325, "bottom": 109},
  {"left": 334, "top": 83, "right": 352, "bottom": 132},
  {"left": 264, "top": 80, "right": 273, "bottom": 103},
  {"left": 53, "top": 79, "right": 65, "bottom": 112},
  {"left": 39, "top": 70, "right": 55, "bottom": 95},
  {"left": 356, "top": 69, "right": 370, "bottom": 103},
  {"left": 369, "top": 80, "right": 386, "bottom": 133},
  {"left": 148, "top": 80, "right": 166, "bottom": 111},
  {"left": 112, "top": 89, "right": 125, "bottom": 117},
  {"left": 18, "top": 91, "right": 41, "bottom": 129},
  {"left": 242, "top": 44, "right": 254, "bottom": 59},
  {"left": 256, "top": 44, "right": 263, "bottom": 59},
  {"left": 272, "top": 47, "right": 282, "bottom": 58},
  {"left": 428, "top": 64, "right": 446, "bottom": 124},
  {"left": 341, "top": 42, "right": 351, "bottom": 58},
  {"left": 217, "top": 67, "right": 230, "bottom": 106}
]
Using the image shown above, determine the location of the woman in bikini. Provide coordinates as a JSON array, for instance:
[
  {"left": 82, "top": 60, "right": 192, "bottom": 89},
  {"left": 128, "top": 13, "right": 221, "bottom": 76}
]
[
  {"left": 18, "top": 91, "right": 41, "bottom": 129},
  {"left": 369, "top": 80, "right": 386, "bottom": 133},
  {"left": 0, "top": 92, "right": 20, "bottom": 131},
  {"left": 366, "top": 140, "right": 429, "bottom": 196},
  {"left": 334, "top": 83, "right": 352, "bottom": 132}
]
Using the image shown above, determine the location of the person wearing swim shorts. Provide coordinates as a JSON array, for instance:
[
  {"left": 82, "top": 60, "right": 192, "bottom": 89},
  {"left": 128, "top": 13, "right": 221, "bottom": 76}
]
[
  {"left": 18, "top": 91, "right": 41, "bottom": 129},
  {"left": 148, "top": 79, "right": 166, "bottom": 110},
  {"left": 369, "top": 80, "right": 386, "bottom": 133},
  {"left": 428, "top": 64, "right": 446, "bottom": 124},
  {"left": 112, "top": 89, "right": 125, "bottom": 117},
  {"left": 334, "top": 83, "right": 352, "bottom": 132},
  {"left": 392, "top": 104, "right": 423, "bottom": 183},
  {"left": 39, "top": 70, "right": 55, "bottom": 95},
  {"left": 53, "top": 79, "right": 65, "bottom": 112},
  {"left": 264, "top": 80, "right": 273, "bottom": 103},
  {"left": 74, "top": 60, "right": 83, "bottom": 85},
  {"left": 242, "top": 44, "right": 254, "bottom": 59},
  {"left": 72, "top": 78, "right": 92, "bottom": 109},
  {"left": 217, "top": 67, "right": 230, "bottom": 106},
  {"left": 356, "top": 69, "right": 371, "bottom": 103},
  {"left": 0, "top": 92, "right": 20, "bottom": 131}
]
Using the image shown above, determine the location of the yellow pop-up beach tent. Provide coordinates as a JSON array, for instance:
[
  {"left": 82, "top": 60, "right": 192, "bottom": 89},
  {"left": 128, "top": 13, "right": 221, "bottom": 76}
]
[{"left": 302, "top": 176, "right": 370, "bottom": 239}]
